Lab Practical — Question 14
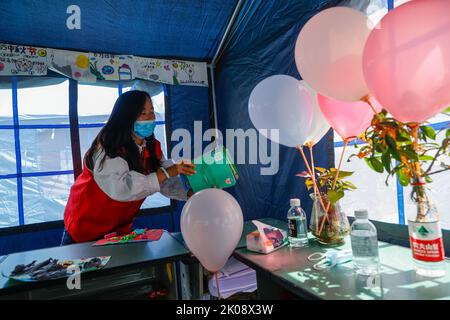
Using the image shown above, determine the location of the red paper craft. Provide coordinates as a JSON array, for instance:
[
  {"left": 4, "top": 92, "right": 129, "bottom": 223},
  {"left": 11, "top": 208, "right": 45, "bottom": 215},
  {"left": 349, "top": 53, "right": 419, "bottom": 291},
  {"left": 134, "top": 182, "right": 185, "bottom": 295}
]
[{"left": 93, "top": 229, "right": 164, "bottom": 246}]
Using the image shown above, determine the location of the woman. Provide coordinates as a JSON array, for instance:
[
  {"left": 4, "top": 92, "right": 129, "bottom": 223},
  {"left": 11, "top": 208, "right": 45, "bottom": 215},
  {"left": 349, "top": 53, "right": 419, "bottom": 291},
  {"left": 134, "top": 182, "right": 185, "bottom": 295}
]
[{"left": 62, "top": 90, "right": 196, "bottom": 244}]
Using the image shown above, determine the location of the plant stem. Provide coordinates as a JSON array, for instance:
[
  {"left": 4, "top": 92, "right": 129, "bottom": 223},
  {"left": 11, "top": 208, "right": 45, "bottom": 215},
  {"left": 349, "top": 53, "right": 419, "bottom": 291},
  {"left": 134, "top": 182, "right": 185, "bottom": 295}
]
[
  {"left": 318, "top": 139, "right": 349, "bottom": 235},
  {"left": 308, "top": 143, "right": 319, "bottom": 233},
  {"left": 297, "top": 145, "right": 329, "bottom": 232},
  {"left": 410, "top": 124, "right": 427, "bottom": 222}
]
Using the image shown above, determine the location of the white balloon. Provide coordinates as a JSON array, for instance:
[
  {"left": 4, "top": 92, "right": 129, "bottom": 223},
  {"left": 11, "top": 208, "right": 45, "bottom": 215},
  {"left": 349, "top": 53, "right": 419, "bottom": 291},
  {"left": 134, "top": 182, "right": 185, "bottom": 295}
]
[
  {"left": 300, "top": 81, "right": 331, "bottom": 146},
  {"left": 248, "top": 75, "right": 313, "bottom": 148},
  {"left": 180, "top": 189, "right": 243, "bottom": 272}
]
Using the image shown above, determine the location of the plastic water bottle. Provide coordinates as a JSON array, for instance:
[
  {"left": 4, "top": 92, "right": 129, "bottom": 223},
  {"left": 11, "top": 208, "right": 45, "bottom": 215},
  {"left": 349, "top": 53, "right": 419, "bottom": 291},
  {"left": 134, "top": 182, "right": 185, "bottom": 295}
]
[
  {"left": 287, "top": 198, "right": 308, "bottom": 247},
  {"left": 350, "top": 210, "right": 380, "bottom": 275}
]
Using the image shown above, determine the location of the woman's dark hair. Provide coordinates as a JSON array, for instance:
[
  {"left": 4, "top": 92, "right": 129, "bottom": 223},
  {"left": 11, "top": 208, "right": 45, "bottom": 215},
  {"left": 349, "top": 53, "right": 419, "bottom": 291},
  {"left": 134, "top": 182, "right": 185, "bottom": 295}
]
[{"left": 85, "top": 90, "right": 161, "bottom": 173}]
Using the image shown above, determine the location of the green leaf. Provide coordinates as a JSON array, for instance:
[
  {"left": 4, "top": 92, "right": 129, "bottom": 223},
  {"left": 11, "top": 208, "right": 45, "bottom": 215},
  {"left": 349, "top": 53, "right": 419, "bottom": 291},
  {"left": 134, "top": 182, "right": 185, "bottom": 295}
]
[
  {"left": 421, "top": 126, "right": 436, "bottom": 140},
  {"left": 327, "top": 190, "right": 344, "bottom": 205},
  {"left": 419, "top": 155, "right": 435, "bottom": 161},
  {"left": 385, "top": 134, "right": 398, "bottom": 151},
  {"left": 442, "top": 106, "right": 450, "bottom": 114},
  {"left": 366, "top": 157, "right": 384, "bottom": 173},
  {"left": 315, "top": 167, "right": 326, "bottom": 173},
  {"left": 337, "top": 170, "right": 354, "bottom": 179},
  {"left": 425, "top": 175, "right": 433, "bottom": 184},
  {"left": 397, "top": 170, "right": 410, "bottom": 187},
  {"left": 396, "top": 129, "right": 411, "bottom": 142},
  {"left": 381, "top": 152, "right": 391, "bottom": 172},
  {"left": 446, "top": 128, "right": 450, "bottom": 139},
  {"left": 401, "top": 147, "right": 419, "bottom": 161},
  {"left": 343, "top": 181, "right": 357, "bottom": 190}
]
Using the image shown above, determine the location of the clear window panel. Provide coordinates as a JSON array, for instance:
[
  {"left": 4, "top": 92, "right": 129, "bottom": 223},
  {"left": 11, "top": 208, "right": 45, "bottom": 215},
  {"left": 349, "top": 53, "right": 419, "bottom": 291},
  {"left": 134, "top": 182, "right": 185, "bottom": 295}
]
[
  {"left": 23, "top": 174, "right": 74, "bottom": 224},
  {"left": 79, "top": 126, "right": 103, "bottom": 160},
  {"left": 17, "top": 79, "right": 69, "bottom": 124},
  {"left": 20, "top": 129, "right": 73, "bottom": 173},
  {"left": 0, "top": 129, "right": 16, "bottom": 175},
  {"left": 0, "top": 80, "right": 13, "bottom": 125},
  {"left": 0, "top": 178, "right": 19, "bottom": 228},
  {"left": 427, "top": 112, "right": 449, "bottom": 125},
  {"left": 78, "top": 84, "right": 117, "bottom": 123},
  {"left": 335, "top": 145, "right": 399, "bottom": 223}
]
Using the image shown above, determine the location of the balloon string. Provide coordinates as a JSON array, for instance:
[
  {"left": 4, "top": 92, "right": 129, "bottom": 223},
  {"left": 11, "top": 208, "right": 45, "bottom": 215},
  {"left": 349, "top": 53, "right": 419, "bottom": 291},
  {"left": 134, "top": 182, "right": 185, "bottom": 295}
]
[
  {"left": 308, "top": 144, "right": 319, "bottom": 233},
  {"left": 215, "top": 272, "right": 221, "bottom": 300},
  {"left": 319, "top": 139, "right": 349, "bottom": 235},
  {"left": 361, "top": 94, "right": 379, "bottom": 116},
  {"left": 297, "top": 145, "right": 329, "bottom": 231}
]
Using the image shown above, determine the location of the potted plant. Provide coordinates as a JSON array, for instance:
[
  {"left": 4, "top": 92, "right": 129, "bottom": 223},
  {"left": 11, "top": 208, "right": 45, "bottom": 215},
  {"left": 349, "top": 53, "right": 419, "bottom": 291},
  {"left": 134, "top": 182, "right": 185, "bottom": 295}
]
[{"left": 298, "top": 167, "right": 356, "bottom": 245}]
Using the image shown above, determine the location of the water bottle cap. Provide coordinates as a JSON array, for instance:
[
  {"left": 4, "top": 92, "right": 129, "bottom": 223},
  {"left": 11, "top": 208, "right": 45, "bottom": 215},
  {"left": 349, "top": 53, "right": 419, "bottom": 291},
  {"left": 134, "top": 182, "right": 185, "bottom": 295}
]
[
  {"left": 290, "top": 198, "right": 300, "bottom": 207},
  {"left": 354, "top": 209, "right": 368, "bottom": 219}
]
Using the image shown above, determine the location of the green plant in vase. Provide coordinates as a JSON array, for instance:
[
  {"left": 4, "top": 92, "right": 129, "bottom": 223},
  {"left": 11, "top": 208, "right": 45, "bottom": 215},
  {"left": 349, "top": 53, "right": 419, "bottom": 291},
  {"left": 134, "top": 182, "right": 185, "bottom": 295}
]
[
  {"left": 352, "top": 109, "right": 449, "bottom": 276},
  {"left": 353, "top": 110, "right": 449, "bottom": 221},
  {"left": 298, "top": 167, "right": 356, "bottom": 245}
]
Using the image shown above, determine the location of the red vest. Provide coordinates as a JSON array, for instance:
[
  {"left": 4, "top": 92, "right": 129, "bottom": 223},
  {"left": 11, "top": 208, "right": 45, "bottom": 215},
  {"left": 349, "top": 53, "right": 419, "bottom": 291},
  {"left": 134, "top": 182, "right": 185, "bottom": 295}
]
[{"left": 64, "top": 139, "right": 163, "bottom": 243}]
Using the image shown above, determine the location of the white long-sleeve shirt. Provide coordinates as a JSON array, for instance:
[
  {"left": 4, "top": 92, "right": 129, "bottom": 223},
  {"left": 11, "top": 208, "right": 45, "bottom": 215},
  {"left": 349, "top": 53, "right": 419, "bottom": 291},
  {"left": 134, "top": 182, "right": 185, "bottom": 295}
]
[{"left": 92, "top": 148, "right": 188, "bottom": 202}]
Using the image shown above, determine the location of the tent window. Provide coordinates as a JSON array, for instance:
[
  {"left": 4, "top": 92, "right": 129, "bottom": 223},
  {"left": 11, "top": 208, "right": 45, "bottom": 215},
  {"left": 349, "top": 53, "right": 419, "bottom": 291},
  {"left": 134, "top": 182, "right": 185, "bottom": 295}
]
[
  {"left": 0, "top": 78, "right": 170, "bottom": 229},
  {"left": 333, "top": 114, "right": 450, "bottom": 229}
]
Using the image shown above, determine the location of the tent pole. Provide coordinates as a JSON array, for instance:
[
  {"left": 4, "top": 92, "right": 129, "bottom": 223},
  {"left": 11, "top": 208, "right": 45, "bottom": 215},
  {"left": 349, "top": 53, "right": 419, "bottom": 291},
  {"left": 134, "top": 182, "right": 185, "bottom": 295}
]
[
  {"left": 211, "top": 0, "right": 244, "bottom": 66},
  {"left": 208, "top": 0, "right": 244, "bottom": 145},
  {"left": 209, "top": 65, "right": 219, "bottom": 143}
]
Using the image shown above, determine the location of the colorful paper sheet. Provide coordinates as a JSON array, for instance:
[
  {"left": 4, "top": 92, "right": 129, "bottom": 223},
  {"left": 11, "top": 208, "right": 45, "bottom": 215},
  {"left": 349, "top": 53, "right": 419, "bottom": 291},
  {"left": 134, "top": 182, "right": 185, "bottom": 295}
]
[
  {"left": 0, "top": 43, "right": 48, "bottom": 76},
  {"left": 89, "top": 53, "right": 135, "bottom": 81},
  {"left": 47, "top": 48, "right": 96, "bottom": 83},
  {"left": 93, "top": 229, "right": 164, "bottom": 246}
]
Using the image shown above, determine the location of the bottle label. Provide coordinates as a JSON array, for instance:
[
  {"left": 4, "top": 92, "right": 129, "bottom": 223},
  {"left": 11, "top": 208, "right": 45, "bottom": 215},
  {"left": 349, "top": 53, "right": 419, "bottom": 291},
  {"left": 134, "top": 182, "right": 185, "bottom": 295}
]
[
  {"left": 408, "top": 221, "right": 445, "bottom": 262},
  {"left": 288, "top": 219, "right": 297, "bottom": 238}
]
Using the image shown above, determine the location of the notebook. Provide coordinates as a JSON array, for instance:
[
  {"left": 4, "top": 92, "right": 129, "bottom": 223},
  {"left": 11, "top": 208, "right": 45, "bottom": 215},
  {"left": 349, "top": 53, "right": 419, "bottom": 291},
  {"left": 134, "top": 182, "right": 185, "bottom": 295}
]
[{"left": 181, "top": 146, "right": 239, "bottom": 193}]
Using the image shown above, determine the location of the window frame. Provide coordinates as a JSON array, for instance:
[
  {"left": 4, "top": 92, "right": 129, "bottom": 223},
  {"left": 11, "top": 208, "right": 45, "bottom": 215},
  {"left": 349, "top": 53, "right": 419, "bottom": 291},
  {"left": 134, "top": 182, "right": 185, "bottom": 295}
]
[{"left": 0, "top": 74, "right": 176, "bottom": 234}]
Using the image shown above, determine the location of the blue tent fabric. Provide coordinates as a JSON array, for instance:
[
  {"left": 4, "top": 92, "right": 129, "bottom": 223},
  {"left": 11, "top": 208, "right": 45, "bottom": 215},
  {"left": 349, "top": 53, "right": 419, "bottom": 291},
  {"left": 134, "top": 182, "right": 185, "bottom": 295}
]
[
  {"left": 214, "top": 0, "right": 340, "bottom": 222},
  {"left": 0, "top": 0, "right": 342, "bottom": 254},
  {"left": 169, "top": 85, "right": 211, "bottom": 158},
  {"left": 0, "top": 0, "right": 237, "bottom": 60}
]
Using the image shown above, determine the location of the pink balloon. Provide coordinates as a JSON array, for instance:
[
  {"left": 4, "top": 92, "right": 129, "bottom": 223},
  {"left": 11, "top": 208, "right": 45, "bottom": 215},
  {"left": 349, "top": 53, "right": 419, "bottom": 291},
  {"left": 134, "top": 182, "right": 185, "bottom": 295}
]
[
  {"left": 295, "top": 7, "right": 371, "bottom": 101},
  {"left": 318, "top": 94, "right": 381, "bottom": 141},
  {"left": 180, "top": 189, "right": 243, "bottom": 272},
  {"left": 363, "top": 0, "right": 450, "bottom": 123}
]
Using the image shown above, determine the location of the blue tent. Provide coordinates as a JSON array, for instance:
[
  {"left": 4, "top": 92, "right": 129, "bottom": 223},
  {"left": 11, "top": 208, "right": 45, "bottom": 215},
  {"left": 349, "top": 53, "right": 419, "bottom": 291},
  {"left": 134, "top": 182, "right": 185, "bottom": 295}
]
[{"left": 0, "top": 0, "right": 344, "bottom": 254}]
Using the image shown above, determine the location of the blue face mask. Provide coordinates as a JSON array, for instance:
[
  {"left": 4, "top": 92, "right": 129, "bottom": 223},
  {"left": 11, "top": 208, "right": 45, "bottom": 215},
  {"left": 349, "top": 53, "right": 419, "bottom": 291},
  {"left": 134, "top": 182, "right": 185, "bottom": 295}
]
[{"left": 134, "top": 120, "right": 156, "bottom": 139}]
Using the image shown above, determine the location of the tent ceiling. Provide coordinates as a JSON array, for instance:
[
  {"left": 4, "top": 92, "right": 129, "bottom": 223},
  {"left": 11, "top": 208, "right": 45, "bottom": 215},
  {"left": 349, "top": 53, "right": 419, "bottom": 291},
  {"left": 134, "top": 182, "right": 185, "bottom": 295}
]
[{"left": 0, "top": 0, "right": 238, "bottom": 61}]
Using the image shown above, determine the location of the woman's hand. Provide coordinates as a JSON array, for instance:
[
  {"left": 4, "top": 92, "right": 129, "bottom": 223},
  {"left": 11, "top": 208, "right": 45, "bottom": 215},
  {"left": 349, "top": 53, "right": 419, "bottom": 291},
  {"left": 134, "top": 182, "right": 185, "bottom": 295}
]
[{"left": 166, "top": 161, "right": 196, "bottom": 177}]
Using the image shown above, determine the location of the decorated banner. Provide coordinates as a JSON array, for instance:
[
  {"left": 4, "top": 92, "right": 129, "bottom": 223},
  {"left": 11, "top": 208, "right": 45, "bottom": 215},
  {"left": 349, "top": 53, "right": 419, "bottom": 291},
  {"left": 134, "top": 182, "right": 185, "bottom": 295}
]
[
  {"left": 0, "top": 43, "right": 48, "bottom": 76},
  {"left": 134, "top": 56, "right": 173, "bottom": 84},
  {"left": 47, "top": 48, "right": 96, "bottom": 83},
  {"left": 134, "top": 56, "right": 208, "bottom": 87},
  {"left": 171, "top": 60, "right": 208, "bottom": 87},
  {"left": 89, "top": 53, "right": 135, "bottom": 81},
  {"left": 0, "top": 42, "right": 208, "bottom": 87}
]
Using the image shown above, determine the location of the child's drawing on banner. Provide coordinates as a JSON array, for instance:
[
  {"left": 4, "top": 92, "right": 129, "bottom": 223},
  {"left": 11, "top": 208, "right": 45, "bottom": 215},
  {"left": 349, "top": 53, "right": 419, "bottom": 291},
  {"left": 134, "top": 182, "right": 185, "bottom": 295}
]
[
  {"left": 47, "top": 49, "right": 96, "bottom": 83},
  {"left": 0, "top": 43, "right": 48, "bottom": 76},
  {"left": 171, "top": 60, "right": 208, "bottom": 87},
  {"left": 134, "top": 56, "right": 173, "bottom": 84},
  {"left": 89, "top": 53, "right": 135, "bottom": 81}
]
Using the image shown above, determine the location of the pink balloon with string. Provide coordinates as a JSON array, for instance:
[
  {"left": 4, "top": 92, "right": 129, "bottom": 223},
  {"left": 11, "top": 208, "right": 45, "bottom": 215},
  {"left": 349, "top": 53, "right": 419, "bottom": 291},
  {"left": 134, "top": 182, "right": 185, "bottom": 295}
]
[
  {"left": 363, "top": 0, "right": 450, "bottom": 123},
  {"left": 317, "top": 94, "right": 382, "bottom": 141}
]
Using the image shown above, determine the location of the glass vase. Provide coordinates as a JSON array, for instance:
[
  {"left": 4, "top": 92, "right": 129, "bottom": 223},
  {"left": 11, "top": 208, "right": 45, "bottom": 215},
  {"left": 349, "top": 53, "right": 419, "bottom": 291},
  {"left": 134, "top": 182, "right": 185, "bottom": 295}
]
[
  {"left": 309, "top": 193, "right": 350, "bottom": 245},
  {"left": 407, "top": 184, "right": 446, "bottom": 277}
]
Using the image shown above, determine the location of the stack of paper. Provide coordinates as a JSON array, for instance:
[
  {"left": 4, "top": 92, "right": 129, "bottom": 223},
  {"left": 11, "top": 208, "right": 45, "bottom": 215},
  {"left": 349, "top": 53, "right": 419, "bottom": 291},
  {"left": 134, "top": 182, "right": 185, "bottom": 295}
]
[{"left": 208, "top": 257, "right": 257, "bottom": 299}]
